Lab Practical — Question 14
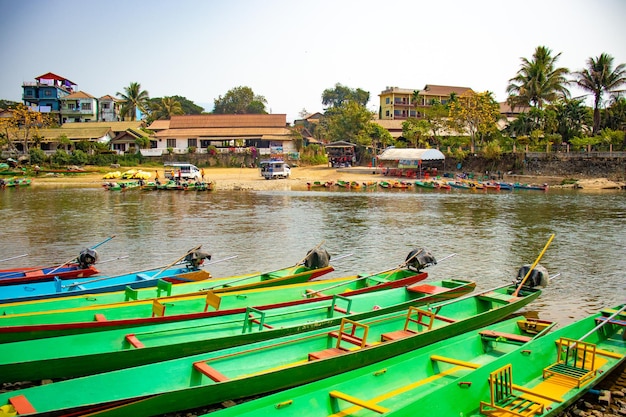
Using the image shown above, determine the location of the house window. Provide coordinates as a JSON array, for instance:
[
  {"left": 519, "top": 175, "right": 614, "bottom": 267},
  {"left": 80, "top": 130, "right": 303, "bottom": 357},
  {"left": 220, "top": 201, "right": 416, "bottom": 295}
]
[
  {"left": 82, "top": 103, "right": 92, "bottom": 110},
  {"left": 44, "top": 90, "right": 52, "bottom": 97},
  {"left": 385, "top": 97, "right": 390, "bottom": 104},
  {"left": 102, "top": 103, "right": 110, "bottom": 109},
  {"left": 167, "top": 138, "right": 176, "bottom": 148},
  {"left": 200, "top": 140, "right": 210, "bottom": 148},
  {"left": 187, "top": 138, "right": 197, "bottom": 148}
]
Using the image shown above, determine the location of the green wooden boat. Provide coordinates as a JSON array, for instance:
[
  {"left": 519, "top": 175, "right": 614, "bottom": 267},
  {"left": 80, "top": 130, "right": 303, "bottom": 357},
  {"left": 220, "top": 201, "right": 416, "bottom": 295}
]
[
  {"left": 201, "top": 306, "right": 626, "bottom": 417},
  {"left": 0, "top": 254, "right": 335, "bottom": 317},
  {"left": 0, "top": 278, "right": 468, "bottom": 382},
  {"left": 195, "top": 315, "right": 554, "bottom": 417},
  {"left": 0, "top": 268, "right": 429, "bottom": 340},
  {"left": 0, "top": 281, "right": 541, "bottom": 416}
]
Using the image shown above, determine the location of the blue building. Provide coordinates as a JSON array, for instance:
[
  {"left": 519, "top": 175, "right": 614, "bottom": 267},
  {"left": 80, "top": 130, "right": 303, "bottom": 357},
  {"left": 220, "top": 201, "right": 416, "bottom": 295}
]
[{"left": 22, "top": 72, "right": 77, "bottom": 122}]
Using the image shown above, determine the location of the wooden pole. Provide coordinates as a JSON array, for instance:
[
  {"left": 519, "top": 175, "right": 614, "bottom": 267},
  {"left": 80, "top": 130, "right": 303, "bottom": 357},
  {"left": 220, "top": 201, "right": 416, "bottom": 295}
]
[{"left": 512, "top": 234, "right": 555, "bottom": 297}]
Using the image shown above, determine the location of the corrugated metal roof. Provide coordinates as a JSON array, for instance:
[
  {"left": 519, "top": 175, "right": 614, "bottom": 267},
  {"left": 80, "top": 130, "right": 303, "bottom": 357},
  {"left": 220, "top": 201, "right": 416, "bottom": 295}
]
[{"left": 378, "top": 148, "right": 445, "bottom": 161}]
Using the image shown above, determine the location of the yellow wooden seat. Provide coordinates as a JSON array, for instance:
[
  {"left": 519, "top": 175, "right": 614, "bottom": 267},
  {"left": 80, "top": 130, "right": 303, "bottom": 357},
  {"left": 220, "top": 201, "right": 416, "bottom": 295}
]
[
  {"left": 381, "top": 307, "right": 435, "bottom": 342},
  {"left": 308, "top": 318, "right": 369, "bottom": 361},
  {"left": 543, "top": 337, "right": 597, "bottom": 388},
  {"left": 480, "top": 364, "right": 544, "bottom": 417}
]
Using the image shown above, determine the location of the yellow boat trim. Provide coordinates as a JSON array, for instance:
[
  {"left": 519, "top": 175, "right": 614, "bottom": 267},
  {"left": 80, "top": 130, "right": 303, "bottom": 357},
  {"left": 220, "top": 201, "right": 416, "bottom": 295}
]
[{"left": 328, "top": 365, "right": 473, "bottom": 417}]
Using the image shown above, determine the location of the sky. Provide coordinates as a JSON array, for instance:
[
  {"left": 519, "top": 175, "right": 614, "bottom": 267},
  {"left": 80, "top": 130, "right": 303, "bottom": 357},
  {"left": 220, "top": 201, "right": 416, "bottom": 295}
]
[{"left": 1, "top": 0, "right": 625, "bottom": 123}]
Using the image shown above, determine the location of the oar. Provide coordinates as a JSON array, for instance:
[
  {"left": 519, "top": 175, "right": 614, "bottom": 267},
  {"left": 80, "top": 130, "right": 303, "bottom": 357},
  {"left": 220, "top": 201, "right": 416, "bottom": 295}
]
[
  {"left": 198, "top": 251, "right": 348, "bottom": 292},
  {"left": 428, "top": 272, "right": 561, "bottom": 312},
  {"left": 512, "top": 233, "right": 555, "bottom": 297},
  {"left": 576, "top": 303, "right": 626, "bottom": 343},
  {"left": 47, "top": 235, "right": 117, "bottom": 276},
  {"left": 97, "top": 255, "right": 130, "bottom": 265},
  {"left": 0, "top": 254, "right": 28, "bottom": 263},
  {"left": 62, "top": 245, "right": 202, "bottom": 289},
  {"left": 203, "top": 255, "right": 238, "bottom": 266},
  {"left": 303, "top": 252, "right": 453, "bottom": 297}
]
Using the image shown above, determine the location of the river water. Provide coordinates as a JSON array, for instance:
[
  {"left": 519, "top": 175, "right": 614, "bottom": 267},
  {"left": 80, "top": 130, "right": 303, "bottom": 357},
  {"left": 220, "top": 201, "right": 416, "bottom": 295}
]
[{"left": 0, "top": 185, "right": 624, "bottom": 326}]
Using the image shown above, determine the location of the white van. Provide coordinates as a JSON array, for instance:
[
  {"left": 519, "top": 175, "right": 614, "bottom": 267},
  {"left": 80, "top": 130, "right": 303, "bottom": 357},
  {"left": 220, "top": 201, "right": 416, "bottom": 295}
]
[
  {"left": 164, "top": 163, "right": 201, "bottom": 180},
  {"left": 260, "top": 160, "right": 290, "bottom": 180}
]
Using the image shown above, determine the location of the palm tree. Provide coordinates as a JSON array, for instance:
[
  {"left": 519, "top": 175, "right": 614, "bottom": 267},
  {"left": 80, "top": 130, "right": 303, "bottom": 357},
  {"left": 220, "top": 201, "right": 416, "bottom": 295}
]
[
  {"left": 573, "top": 53, "right": 626, "bottom": 134},
  {"left": 506, "top": 46, "right": 570, "bottom": 109},
  {"left": 116, "top": 82, "right": 149, "bottom": 121},
  {"left": 149, "top": 97, "right": 184, "bottom": 121}
]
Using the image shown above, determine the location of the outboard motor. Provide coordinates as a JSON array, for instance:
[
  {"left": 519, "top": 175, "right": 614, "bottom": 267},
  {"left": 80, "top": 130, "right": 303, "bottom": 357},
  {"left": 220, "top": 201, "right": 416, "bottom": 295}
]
[
  {"left": 77, "top": 248, "right": 99, "bottom": 269},
  {"left": 303, "top": 247, "right": 331, "bottom": 269},
  {"left": 185, "top": 250, "right": 212, "bottom": 268},
  {"left": 405, "top": 248, "right": 437, "bottom": 272},
  {"left": 515, "top": 264, "right": 550, "bottom": 288}
]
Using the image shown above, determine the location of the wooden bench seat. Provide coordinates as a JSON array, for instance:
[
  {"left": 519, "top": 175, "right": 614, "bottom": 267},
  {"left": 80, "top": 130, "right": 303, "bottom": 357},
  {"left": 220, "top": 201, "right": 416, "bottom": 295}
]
[
  {"left": 193, "top": 361, "right": 228, "bottom": 382},
  {"left": 407, "top": 283, "right": 445, "bottom": 294},
  {"left": 595, "top": 316, "right": 626, "bottom": 327},
  {"left": 9, "top": 395, "right": 36, "bottom": 415},
  {"left": 125, "top": 334, "right": 145, "bottom": 349},
  {"left": 480, "top": 364, "right": 544, "bottom": 417},
  {"left": 381, "top": 329, "right": 417, "bottom": 341},
  {"left": 94, "top": 313, "right": 107, "bottom": 322},
  {"left": 308, "top": 347, "right": 346, "bottom": 361},
  {"left": 309, "top": 318, "right": 369, "bottom": 361},
  {"left": 479, "top": 330, "right": 532, "bottom": 344},
  {"left": 381, "top": 307, "right": 435, "bottom": 342}
]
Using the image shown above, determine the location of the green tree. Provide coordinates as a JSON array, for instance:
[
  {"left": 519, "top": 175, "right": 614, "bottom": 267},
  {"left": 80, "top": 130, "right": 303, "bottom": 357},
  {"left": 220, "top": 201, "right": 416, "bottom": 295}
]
[
  {"left": 448, "top": 91, "right": 501, "bottom": 151},
  {"left": 603, "top": 96, "right": 626, "bottom": 131},
  {"left": 321, "top": 83, "right": 369, "bottom": 107},
  {"left": 573, "top": 53, "right": 626, "bottom": 134},
  {"left": 117, "top": 82, "right": 150, "bottom": 121},
  {"left": 213, "top": 86, "right": 267, "bottom": 114},
  {"left": 368, "top": 123, "right": 394, "bottom": 151},
  {"left": 148, "top": 97, "right": 184, "bottom": 122},
  {"left": 546, "top": 99, "right": 591, "bottom": 143},
  {"left": 402, "top": 119, "right": 431, "bottom": 148},
  {"left": 506, "top": 46, "right": 570, "bottom": 109},
  {"left": 319, "top": 101, "right": 375, "bottom": 146}
]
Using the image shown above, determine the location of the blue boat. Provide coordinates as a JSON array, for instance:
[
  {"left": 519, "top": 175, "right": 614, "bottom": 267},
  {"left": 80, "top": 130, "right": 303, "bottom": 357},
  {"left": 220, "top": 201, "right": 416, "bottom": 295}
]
[{"left": 0, "top": 248, "right": 211, "bottom": 304}]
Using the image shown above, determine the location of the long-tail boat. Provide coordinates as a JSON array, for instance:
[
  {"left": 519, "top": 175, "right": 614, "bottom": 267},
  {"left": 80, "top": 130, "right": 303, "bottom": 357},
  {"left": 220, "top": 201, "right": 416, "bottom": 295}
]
[
  {"left": 0, "top": 249, "right": 338, "bottom": 317},
  {"left": 203, "top": 307, "right": 626, "bottom": 417},
  {"left": 0, "top": 278, "right": 473, "bottom": 382},
  {"left": 0, "top": 245, "right": 341, "bottom": 308},
  {"left": 0, "top": 266, "right": 433, "bottom": 341},
  {"left": 0, "top": 269, "right": 428, "bottom": 334},
  {"left": 0, "top": 263, "right": 99, "bottom": 285},
  {"left": 195, "top": 315, "right": 556, "bottom": 417},
  {"left": 0, "top": 280, "right": 543, "bottom": 416},
  {"left": 0, "top": 247, "right": 214, "bottom": 304}
]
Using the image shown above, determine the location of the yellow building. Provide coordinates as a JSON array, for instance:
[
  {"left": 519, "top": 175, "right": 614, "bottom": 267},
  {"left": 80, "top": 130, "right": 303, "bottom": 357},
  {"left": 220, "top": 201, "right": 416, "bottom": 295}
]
[{"left": 379, "top": 85, "right": 473, "bottom": 120}]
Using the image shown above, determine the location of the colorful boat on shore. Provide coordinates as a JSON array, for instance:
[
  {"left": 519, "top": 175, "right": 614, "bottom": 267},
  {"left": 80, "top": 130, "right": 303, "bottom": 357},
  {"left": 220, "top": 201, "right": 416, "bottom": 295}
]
[
  {"left": 197, "top": 315, "right": 555, "bottom": 417},
  {"left": 0, "top": 280, "right": 543, "bottom": 416},
  {"left": 514, "top": 182, "right": 549, "bottom": 191},
  {"left": 0, "top": 263, "right": 99, "bottom": 285},
  {"left": 0, "top": 177, "right": 32, "bottom": 188},
  {"left": 0, "top": 278, "right": 471, "bottom": 383},
  {"left": 0, "top": 248, "right": 213, "bottom": 304},
  {"left": 0, "top": 250, "right": 338, "bottom": 317},
  {"left": 0, "top": 265, "right": 432, "bottom": 338}
]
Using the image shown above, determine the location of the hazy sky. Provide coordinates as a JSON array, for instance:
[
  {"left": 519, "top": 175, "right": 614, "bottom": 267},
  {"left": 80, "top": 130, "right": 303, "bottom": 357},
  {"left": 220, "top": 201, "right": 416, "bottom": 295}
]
[{"left": 1, "top": 0, "right": 625, "bottom": 122}]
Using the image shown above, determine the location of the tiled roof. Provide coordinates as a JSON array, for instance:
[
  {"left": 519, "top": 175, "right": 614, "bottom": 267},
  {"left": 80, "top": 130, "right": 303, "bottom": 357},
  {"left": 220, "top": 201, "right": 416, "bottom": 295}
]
[
  {"left": 169, "top": 114, "right": 287, "bottom": 129},
  {"left": 35, "top": 72, "right": 76, "bottom": 85},
  {"left": 29, "top": 127, "right": 112, "bottom": 141},
  {"left": 154, "top": 126, "right": 292, "bottom": 138},
  {"left": 61, "top": 121, "right": 144, "bottom": 131},
  {"left": 63, "top": 91, "right": 96, "bottom": 99},
  {"left": 99, "top": 95, "right": 120, "bottom": 101},
  {"left": 420, "top": 85, "right": 473, "bottom": 96},
  {"left": 146, "top": 120, "right": 170, "bottom": 131}
]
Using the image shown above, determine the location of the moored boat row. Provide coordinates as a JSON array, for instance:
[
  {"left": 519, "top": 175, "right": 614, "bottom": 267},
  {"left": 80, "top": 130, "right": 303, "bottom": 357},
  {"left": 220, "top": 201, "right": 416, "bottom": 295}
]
[
  {"left": 308, "top": 177, "right": 548, "bottom": 192},
  {"left": 0, "top": 235, "right": 621, "bottom": 417}
]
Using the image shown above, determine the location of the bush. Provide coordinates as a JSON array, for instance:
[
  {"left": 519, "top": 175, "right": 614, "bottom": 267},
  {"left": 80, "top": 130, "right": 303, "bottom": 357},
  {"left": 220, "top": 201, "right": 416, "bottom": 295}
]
[
  {"left": 70, "top": 149, "right": 89, "bottom": 165},
  {"left": 29, "top": 148, "right": 47, "bottom": 164},
  {"left": 51, "top": 149, "right": 71, "bottom": 166}
]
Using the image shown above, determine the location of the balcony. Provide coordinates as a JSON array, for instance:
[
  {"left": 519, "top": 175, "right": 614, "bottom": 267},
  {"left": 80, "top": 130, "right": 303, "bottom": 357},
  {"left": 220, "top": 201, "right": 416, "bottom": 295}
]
[{"left": 393, "top": 100, "right": 412, "bottom": 107}]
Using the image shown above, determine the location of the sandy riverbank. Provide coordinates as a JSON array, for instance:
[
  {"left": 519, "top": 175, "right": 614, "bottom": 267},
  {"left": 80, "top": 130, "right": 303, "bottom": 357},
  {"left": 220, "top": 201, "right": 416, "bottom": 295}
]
[{"left": 28, "top": 165, "right": 625, "bottom": 191}]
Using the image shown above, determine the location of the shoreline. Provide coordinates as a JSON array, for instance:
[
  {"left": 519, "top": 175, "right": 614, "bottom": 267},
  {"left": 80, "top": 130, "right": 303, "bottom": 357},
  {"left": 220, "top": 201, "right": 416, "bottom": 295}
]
[{"left": 22, "top": 165, "right": 626, "bottom": 191}]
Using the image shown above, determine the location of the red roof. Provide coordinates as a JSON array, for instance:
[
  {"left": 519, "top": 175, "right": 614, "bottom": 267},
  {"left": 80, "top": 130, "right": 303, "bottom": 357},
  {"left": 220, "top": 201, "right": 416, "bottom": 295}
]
[{"left": 35, "top": 72, "right": 77, "bottom": 86}]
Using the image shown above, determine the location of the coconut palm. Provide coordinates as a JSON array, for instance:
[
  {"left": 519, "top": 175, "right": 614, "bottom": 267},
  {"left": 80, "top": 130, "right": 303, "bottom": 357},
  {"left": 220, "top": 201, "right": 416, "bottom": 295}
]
[
  {"left": 506, "top": 46, "right": 570, "bottom": 110},
  {"left": 573, "top": 53, "right": 626, "bottom": 134},
  {"left": 149, "top": 97, "right": 184, "bottom": 121},
  {"left": 116, "top": 82, "right": 150, "bottom": 121}
]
